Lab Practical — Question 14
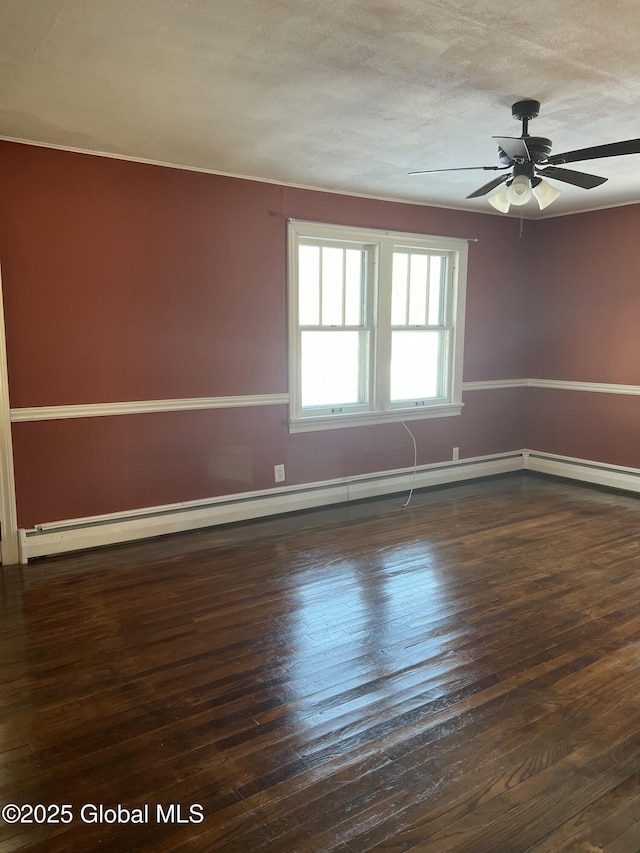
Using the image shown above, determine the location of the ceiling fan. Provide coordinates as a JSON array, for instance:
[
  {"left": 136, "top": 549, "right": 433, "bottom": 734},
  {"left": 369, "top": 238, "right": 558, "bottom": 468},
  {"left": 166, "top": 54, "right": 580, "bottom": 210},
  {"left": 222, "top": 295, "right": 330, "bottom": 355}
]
[{"left": 410, "top": 99, "right": 640, "bottom": 212}]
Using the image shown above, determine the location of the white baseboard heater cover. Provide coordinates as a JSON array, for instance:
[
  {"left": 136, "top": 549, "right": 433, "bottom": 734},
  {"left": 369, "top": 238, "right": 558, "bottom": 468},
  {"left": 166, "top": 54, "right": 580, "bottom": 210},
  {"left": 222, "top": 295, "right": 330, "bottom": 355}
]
[
  {"left": 18, "top": 452, "right": 523, "bottom": 562},
  {"left": 18, "top": 451, "right": 640, "bottom": 563}
]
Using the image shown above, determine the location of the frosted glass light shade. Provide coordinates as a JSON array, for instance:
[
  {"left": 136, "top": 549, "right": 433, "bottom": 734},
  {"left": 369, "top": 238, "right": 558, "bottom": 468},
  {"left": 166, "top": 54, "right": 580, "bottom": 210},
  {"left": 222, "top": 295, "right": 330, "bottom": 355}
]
[
  {"left": 505, "top": 175, "right": 531, "bottom": 205},
  {"left": 532, "top": 179, "right": 561, "bottom": 210},
  {"left": 488, "top": 185, "right": 510, "bottom": 213}
]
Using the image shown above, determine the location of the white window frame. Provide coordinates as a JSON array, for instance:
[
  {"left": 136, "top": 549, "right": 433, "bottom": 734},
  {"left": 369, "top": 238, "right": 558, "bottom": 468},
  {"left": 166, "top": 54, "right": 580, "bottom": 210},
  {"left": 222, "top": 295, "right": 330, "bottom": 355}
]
[{"left": 288, "top": 220, "right": 468, "bottom": 433}]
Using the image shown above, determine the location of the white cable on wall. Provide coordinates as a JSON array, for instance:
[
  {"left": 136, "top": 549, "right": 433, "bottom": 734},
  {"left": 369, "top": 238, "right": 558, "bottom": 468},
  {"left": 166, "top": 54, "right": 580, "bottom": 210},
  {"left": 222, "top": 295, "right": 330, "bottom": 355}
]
[{"left": 387, "top": 406, "right": 418, "bottom": 508}]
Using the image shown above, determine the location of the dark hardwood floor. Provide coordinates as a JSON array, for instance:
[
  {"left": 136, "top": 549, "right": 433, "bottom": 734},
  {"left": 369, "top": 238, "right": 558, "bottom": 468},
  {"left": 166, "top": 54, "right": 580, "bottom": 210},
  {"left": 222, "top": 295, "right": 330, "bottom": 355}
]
[{"left": 2, "top": 473, "right": 640, "bottom": 852}]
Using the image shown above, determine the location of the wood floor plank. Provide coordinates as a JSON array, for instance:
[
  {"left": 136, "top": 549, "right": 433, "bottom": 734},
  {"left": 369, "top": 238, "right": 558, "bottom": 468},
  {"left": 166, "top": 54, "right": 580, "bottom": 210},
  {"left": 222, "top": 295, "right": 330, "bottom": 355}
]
[
  {"left": 525, "top": 772, "right": 640, "bottom": 851},
  {"left": 2, "top": 473, "right": 640, "bottom": 850}
]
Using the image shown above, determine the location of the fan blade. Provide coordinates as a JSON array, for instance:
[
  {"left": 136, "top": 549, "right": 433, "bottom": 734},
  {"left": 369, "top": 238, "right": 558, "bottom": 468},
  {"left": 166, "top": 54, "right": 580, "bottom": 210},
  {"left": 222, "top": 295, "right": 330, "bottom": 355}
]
[
  {"left": 537, "top": 166, "right": 607, "bottom": 189},
  {"left": 549, "top": 138, "right": 640, "bottom": 165},
  {"left": 408, "top": 165, "right": 505, "bottom": 175},
  {"left": 492, "top": 136, "right": 530, "bottom": 161},
  {"left": 466, "top": 174, "right": 510, "bottom": 199}
]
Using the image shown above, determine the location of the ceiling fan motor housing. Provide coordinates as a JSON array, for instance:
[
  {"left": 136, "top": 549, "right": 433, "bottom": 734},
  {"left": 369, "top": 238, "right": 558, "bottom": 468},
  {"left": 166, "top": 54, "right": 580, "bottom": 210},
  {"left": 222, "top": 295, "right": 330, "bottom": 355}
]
[
  {"left": 497, "top": 136, "right": 553, "bottom": 166},
  {"left": 526, "top": 137, "right": 552, "bottom": 163}
]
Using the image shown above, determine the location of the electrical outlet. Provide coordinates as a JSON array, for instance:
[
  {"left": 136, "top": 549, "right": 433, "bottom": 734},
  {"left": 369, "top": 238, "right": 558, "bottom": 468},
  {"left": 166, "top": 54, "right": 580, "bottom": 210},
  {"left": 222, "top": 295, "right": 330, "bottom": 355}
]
[
  {"left": 274, "top": 464, "right": 285, "bottom": 483},
  {"left": 452, "top": 447, "right": 459, "bottom": 461}
]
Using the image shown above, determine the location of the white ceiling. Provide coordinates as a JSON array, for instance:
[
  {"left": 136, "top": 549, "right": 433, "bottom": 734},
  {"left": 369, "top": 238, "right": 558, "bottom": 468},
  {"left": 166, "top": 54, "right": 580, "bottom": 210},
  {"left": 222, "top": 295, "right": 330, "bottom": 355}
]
[{"left": 1, "top": 0, "right": 639, "bottom": 218}]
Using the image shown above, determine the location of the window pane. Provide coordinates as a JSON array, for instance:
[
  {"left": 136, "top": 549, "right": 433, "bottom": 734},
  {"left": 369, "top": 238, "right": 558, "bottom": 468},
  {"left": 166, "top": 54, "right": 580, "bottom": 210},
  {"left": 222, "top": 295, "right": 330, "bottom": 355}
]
[
  {"left": 428, "top": 256, "right": 444, "bottom": 325},
  {"left": 321, "top": 247, "right": 343, "bottom": 326},
  {"left": 299, "top": 245, "right": 320, "bottom": 324},
  {"left": 345, "top": 249, "right": 364, "bottom": 325},
  {"left": 391, "top": 253, "right": 408, "bottom": 325},
  {"left": 408, "top": 254, "right": 428, "bottom": 325},
  {"left": 390, "top": 330, "right": 443, "bottom": 401},
  {"left": 301, "top": 331, "right": 365, "bottom": 407}
]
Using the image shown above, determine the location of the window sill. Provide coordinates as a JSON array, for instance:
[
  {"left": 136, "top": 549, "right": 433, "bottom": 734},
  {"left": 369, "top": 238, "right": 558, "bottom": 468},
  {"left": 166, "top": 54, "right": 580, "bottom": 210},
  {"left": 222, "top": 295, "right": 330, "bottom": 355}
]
[{"left": 289, "top": 403, "right": 463, "bottom": 433}]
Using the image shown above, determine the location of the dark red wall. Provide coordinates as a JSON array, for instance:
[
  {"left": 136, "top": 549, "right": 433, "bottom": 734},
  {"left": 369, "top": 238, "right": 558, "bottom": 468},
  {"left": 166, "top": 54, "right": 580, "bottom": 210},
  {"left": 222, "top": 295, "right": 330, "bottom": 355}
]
[
  {"left": 0, "top": 145, "right": 287, "bottom": 405},
  {"left": 529, "top": 205, "right": 640, "bottom": 384},
  {"left": 527, "top": 205, "right": 640, "bottom": 466},
  {"left": 0, "top": 142, "right": 533, "bottom": 527}
]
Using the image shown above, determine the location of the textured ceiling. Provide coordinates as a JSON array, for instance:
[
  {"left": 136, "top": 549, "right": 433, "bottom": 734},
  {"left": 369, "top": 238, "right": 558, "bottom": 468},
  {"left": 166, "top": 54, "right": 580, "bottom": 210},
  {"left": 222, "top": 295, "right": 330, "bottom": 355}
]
[{"left": 1, "top": 0, "right": 639, "bottom": 218}]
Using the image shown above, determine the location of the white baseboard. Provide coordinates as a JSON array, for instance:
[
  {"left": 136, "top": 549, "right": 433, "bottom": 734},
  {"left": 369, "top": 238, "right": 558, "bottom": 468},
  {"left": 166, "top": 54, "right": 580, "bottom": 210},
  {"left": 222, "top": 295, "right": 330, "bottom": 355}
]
[
  {"left": 18, "top": 451, "right": 523, "bottom": 562},
  {"left": 523, "top": 450, "right": 640, "bottom": 493},
  {"left": 18, "top": 449, "right": 640, "bottom": 563}
]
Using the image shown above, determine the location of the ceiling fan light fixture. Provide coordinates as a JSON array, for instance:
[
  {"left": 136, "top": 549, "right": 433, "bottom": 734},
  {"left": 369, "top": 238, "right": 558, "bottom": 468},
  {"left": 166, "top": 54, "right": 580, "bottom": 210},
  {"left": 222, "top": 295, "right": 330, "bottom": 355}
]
[
  {"left": 410, "top": 101, "right": 639, "bottom": 213},
  {"left": 505, "top": 174, "right": 532, "bottom": 205},
  {"left": 487, "top": 185, "right": 510, "bottom": 213},
  {"left": 532, "top": 178, "right": 561, "bottom": 210}
]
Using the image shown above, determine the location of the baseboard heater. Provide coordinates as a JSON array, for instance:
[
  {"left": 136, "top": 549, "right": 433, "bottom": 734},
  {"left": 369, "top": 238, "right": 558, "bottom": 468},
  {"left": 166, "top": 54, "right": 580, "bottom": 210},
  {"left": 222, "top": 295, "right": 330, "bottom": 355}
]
[
  {"left": 17, "top": 451, "right": 524, "bottom": 563},
  {"left": 523, "top": 450, "right": 640, "bottom": 494}
]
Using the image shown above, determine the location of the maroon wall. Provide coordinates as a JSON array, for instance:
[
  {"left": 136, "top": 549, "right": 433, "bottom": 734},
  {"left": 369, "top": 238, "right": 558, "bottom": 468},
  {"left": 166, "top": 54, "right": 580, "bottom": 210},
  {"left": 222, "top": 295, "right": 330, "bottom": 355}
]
[
  {"left": 0, "top": 142, "right": 533, "bottom": 528},
  {"left": 0, "top": 146, "right": 287, "bottom": 405},
  {"left": 527, "top": 205, "right": 640, "bottom": 468}
]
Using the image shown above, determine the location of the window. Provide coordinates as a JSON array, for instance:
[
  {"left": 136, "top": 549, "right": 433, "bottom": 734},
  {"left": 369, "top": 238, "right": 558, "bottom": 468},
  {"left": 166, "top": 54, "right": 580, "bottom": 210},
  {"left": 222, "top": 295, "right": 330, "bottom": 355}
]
[{"left": 288, "top": 220, "right": 468, "bottom": 432}]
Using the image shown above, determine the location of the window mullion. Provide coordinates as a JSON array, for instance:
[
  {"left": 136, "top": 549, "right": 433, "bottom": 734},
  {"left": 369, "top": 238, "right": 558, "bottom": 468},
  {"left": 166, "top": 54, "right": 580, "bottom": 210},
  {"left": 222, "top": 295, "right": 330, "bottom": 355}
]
[
  {"left": 341, "top": 250, "right": 347, "bottom": 326},
  {"left": 404, "top": 253, "right": 411, "bottom": 325},
  {"left": 374, "top": 244, "right": 393, "bottom": 412},
  {"left": 318, "top": 248, "right": 324, "bottom": 324},
  {"left": 425, "top": 255, "right": 431, "bottom": 325},
  {"left": 362, "top": 247, "right": 375, "bottom": 409}
]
